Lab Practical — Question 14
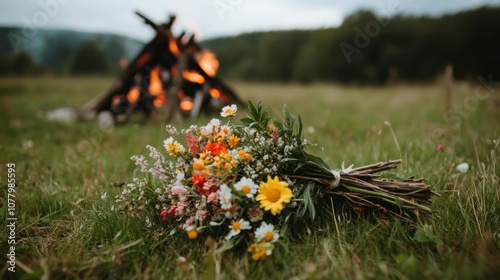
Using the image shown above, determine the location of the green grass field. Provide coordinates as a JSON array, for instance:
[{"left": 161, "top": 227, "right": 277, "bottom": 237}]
[{"left": 1, "top": 77, "right": 499, "bottom": 279}]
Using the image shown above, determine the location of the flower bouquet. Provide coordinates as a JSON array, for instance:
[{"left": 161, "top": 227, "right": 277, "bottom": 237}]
[{"left": 115, "top": 102, "right": 436, "bottom": 261}]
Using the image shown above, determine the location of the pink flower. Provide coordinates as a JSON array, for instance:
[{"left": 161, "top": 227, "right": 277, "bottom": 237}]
[
  {"left": 184, "top": 133, "right": 200, "bottom": 156},
  {"left": 160, "top": 209, "right": 168, "bottom": 222},
  {"left": 437, "top": 144, "right": 443, "bottom": 152},
  {"left": 183, "top": 216, "right": 195, "bottom": 230},
  {"left": 175, "top": 201, "right": 189, "bottom": 215},
  {"left": 161, "top": 206, "right": 177, "bottom": 222},
  {"left": 272, "top": 129, "right": 279, "bottom": 142},
  {"left": 207, "top": 190, "right": 220, "bottom": 205}
]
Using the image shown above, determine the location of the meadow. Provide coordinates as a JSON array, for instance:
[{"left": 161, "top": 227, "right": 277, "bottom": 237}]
[{"left": 0, "top": 77, "right": 499, "bottom": 279}]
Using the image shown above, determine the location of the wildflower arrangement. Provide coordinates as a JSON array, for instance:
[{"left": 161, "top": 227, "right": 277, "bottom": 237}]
[{"left": 115, "top": 102, "right": 436, "bottom": 261}]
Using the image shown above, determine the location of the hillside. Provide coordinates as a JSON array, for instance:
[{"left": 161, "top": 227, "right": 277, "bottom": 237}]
[{"left": 0, "top": 27, "right": 144, "bottom": 74}]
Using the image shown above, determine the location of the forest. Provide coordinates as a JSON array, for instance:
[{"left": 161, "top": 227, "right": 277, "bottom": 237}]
[
  {"left": 202, "top": 6, "right": 500, "bottom": 84},
  {"left": 1, "top": 6, "right": 499, "bottom": 84}
]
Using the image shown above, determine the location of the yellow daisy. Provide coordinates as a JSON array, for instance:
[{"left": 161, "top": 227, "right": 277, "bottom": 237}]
[{"left": 256, "top": 176, "right": 293, "bottom": 215}]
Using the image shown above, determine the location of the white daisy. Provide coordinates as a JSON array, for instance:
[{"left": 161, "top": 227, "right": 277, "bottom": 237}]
[
  {"left": 255, "top": 222, "right": 279, "bottom": 243},
  {"left": 220, "top": 104, "right": 237, "bottom": 117},
  {"left": 234, "top": 177, "right": 258, "bottom": 198},
  {"left": 225, "top": 219, "right": 251, "bottom": 240}
]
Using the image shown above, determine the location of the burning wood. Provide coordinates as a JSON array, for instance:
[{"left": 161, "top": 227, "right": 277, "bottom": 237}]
[{"left": 83, "top": 11, "right": 242, "bottom": 124}]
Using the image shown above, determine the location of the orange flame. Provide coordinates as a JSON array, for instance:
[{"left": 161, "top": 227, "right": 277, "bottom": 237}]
[
  {"left": 149, "top": 66, "right": 164, "bottom": 96},
  {"left": 154, "top": 95, "right": 165, "bottom": 107},
  {"left": 169, "top": 37, "right": 180, "bottom": 56},
  {"left": 127, "top": 87, "right": 140, "bottom": 104},
  {"left": 180, "top": 98, "right": 193, "bottom": 111},
  {"left": 196, "top": 50, "right": 219, "bottom": 77},
  {"left": 183, "top": 70, "right": 206, "bottom": 84},
  {"left": 148, "top": 66, "right": 166, "bottom": 107},
  {"left": 209, "top": 88, "right": 221, "bottom": 98},
  {"left": 135, "top": 53, "right": 150, "bottom": 67}
]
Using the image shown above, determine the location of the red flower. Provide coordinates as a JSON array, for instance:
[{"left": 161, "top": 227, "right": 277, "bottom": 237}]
[
  {"left": 193, "top": 174, "right": 206, "bottom": 194},
  {"left": 272, "top": 129, "right": 280, "bottom": 142},
  {"left": 437, "top": 144, "right": 443, "bottom": 152},
  {"left": 161, "top": 206, "right": 177, "bottom": 222},
  {"left": 193, "top": 173, "right": 219, "bottom": 195},
  {"left": 204, "top": 142, "right": 227, "bottom": 156}
]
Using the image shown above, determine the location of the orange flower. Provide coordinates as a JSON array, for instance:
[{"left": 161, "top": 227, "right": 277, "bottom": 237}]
[
  {"left": 204, "top": 142, "right": 227, "bottom": 156},
  {"left": 187, "top": 229, "right": 198, "bottom": 239},
  {"left": 192, "top": 173, "right": 206, "bottom": 194}
]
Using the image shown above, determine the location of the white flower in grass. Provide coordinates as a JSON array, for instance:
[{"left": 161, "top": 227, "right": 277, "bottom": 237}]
[
  {"left": 225, "top": 219, "right": 251, "bottom": 240},
  {"left": 456, "top": 162, "right": 469, "bottom": 173},
  {"left": 219, "top": 184, "right": 232, "bottom": 210},
  {"left": 234, "top": 177, "right": 258, "bottom": 198},
  {"left": 22, "top": 140, "right": 33, "bottom": 150},
  {"left": 220, "top": 104, "right": 237, "bottom": 117},
  {"left": 255, "top": 222, "right": 279, "bottom": 243}
]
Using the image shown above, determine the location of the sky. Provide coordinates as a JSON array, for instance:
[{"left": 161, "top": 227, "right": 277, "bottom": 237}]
[{"left": 1, "top": 0, "right": 500, "bottom": 41}]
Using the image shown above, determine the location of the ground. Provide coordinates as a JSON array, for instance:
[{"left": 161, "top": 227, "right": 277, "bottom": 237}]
[{"left": 0, "top": 77, "right": 499, "bottom": 279}]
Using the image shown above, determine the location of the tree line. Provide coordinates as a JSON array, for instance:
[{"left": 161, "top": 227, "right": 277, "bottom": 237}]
[
  {"left": 202, "top": 6, "right": 500, "bottom": 84},
  {"left": 0, "top": 40, "right": 113, "bottom": 76},
  {"left": 1, "top": 6, "right": 499, "bottom": 84},
  {"left": 0, "top": 28, "right": 141, "bottom": 76}
]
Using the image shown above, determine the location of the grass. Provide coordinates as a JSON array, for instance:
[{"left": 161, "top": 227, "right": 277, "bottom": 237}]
[{"left": 0, "top": 77, "right": 499, "bottom": 279}]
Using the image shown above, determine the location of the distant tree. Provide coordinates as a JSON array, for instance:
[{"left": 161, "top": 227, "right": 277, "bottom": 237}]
[
  {"left": 10, "top": 51, "right": 44, "bottom": 76},
  {"left": 231, "top": 57, "right": 258, "bottom": 81},
  {"left": 203, "top": 6, "right": 500, "bottom": 84},
  {"left": 67, "top": 40, "right": 109, "bottom": 75},
  {"left": 257, "top": 31, "right": 310, "bottom": 81},
  {"left": 41, "top": 35, "right": 77, "bottom": 74},
  {"left": 0, "top": 52, "right": 11, "bottom": 75},
  {"left": 105, "top": 37, "right": 126, "bottom": 74}
]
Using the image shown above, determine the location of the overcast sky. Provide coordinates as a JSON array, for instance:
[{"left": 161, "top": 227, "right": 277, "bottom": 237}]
[{"left": 1, "top": 0, "right": 499, "bottom": 41}]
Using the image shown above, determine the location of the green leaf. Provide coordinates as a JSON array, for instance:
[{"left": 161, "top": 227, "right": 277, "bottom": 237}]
[
  {"left": 296, "top": 183, "right": 316, "bottom": 220},
  {"left": 240, "top": 117, "right": 254, "bottom": 125},
  {"left": 413, "top": 227, "right": 440, "bottom": 243},
  {"left": 297, "top": 115, "right": 303, "bottom": 139}
]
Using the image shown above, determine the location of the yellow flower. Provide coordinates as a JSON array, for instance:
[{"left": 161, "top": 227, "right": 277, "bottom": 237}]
[
  {"left": 187, "top": 229, "right": 198, "bottom": 240},
  {"left": 164, "top": 137, "right": 185, "bottom": 156},
  {"left": 192, "top": 159, "right": 205, "bottom": 170},
  {"left": 227, "top": 134, "right": 240, "bottom": 148},
  {"left": 256, "top": 176, "right": 293, "bottom": 215},
  {"left": 247, "top": 242, "right": 273, "bottom": 261},
  {"left": 237, "top": 150, "right": 252, "bottom": 161}
]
